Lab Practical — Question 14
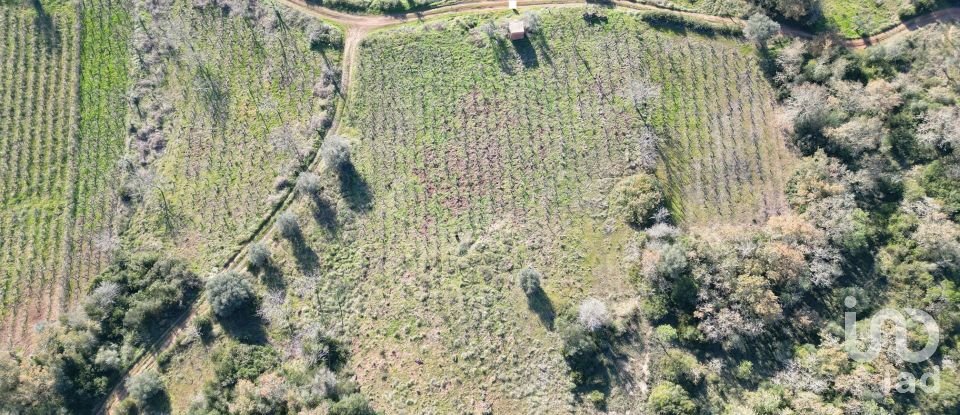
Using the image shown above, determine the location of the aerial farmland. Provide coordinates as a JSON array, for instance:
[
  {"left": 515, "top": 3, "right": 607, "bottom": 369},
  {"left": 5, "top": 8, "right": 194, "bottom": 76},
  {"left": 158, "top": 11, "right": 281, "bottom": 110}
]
[{"left": 1, "top": 0, "right": 960, "bottom": 414}]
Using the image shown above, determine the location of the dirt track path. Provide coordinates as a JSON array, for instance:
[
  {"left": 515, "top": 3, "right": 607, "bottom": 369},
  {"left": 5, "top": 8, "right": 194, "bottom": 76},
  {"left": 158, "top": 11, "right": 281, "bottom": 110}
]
[{"left": 97, "top": 2, "right": 960, "bottom": 413}]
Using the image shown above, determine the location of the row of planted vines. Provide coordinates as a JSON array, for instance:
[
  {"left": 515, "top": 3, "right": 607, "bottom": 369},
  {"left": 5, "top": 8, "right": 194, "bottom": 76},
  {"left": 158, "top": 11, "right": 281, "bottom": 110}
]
[
  {"left": 0, "top": 3, "right": 78, "bottom": 348},
  {"left": 0, "top": 0, "right": 131, "bottom": 349},
  {"left": 347, "top": 9, "right": 792, "bottom": 263}
]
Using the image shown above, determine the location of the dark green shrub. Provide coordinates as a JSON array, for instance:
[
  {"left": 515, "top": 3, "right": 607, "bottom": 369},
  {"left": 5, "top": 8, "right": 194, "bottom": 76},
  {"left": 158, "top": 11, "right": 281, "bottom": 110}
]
[
  {"left": 193, "top": 314, "right": 213, "bottom": 340},
  {"left": 612, "top": 174, "right": 663, "bottom": 228},
  {"left": 213, "top": 343, "right": 278, "bottom": 387},
  {"left": 329, "top": 393, "right": 376, "bottom": 415}
]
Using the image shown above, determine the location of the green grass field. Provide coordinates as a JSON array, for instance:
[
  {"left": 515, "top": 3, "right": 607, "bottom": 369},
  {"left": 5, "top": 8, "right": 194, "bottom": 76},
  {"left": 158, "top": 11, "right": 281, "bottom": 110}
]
[{"left": 819, "top": 0, "right": 906, "bottom": 37}]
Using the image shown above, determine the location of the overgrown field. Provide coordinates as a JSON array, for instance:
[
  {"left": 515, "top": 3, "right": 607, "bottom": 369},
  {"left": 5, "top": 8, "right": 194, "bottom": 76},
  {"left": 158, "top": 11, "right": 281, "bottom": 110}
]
[
  {"left": 201, "top": 7, "right": 794, "bottom": 413},
  {"left": 0, "top": 0, "right": 130, "bottom": 349},
  {"left": 123, "top": 0, "right": 340, "bottom": 273},
  {"left": 818, "top": 0, "right": 912, "bottom": 37}
]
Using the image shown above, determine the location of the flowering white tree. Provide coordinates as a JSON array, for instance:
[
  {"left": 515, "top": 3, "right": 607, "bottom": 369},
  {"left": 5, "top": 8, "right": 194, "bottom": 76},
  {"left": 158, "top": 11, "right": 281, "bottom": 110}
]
[{"left": 578, "top": 298, "right": 610, "bottom": 332}]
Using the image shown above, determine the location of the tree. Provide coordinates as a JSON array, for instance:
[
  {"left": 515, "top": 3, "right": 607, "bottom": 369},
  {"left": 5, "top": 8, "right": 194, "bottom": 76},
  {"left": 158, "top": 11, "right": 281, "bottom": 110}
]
[
  {"left": 744, "top": 13, "right": 780, "bottom": 44},
  {"left": 786, "top": 83, "right": 836, "bottom": 151},
  {"left": 275, "top": 212, "right": 300, "bottom": 240},
  {"left": 95, "top": 345, "right": 121, "bottom": 370},
  {"left": 824, "top": 116, "right": 885, "bottom": 158},
  {"left": 917, "top": 106, "right": 960, "bottom": 154},
  {"left": 297, "top": 172, "right": 322, "bottom": 196},
  {"left": 517, "top": 267, "right": 542, "bottom": 296},
  {"left": 126, "top": 371, "right": 163, "bottom": 405},
  {"left": 248, "top": 242, "right": 271, "bottom": 269},
  {"left": 578, "top": 298, "right": 610, "bottom": 332},
  {"left": 206, "top": 271, "right": 256, "bottom": 318},
  {"left": 648, "top": 382, "right": 696, "bottom": 415},
  {"left": 612, "top": 173, "right": 663, "bottom": 227},
  {"left": 321, "top": 135, "right": 352, "bottom": 171}
]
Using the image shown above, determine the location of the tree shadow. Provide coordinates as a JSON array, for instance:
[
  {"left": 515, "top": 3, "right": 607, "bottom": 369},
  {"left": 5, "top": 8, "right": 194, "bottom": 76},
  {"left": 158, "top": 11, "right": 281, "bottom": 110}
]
[
  {"left": 142, "top": 389, "right": 172, "bottom": 414},
  {"left": 564, "top": 329, "right": 614, "bottom": 405},
  {"left": 337, "top": 164, "right": 372, "bottom": 212},
  {"left": 218, "top": 307, "right": 269, "bottom": 345},
  {"left": 29, "top": 0, "right": 59, "bottom": 47},
  {"left": 286, "top": 231, "right": 320, "bottom": 276},
  {"left": 310, "top": 192, "right": 339, "bottom": 234},
  {"left": 512, "top": 37, "right": 539, "bottom": 69},
  {"left": 493, "top": 38, "right": 518, "bottom": 75},
  {"left": 525, "top": 288, "right": 555, "bottom": 330},
  {"left": 255, "top": 262, "right": 286, "bottom": 292}
]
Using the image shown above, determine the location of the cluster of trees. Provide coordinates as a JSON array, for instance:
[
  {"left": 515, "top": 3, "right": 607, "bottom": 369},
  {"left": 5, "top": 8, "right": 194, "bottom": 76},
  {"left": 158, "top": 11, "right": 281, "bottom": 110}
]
[
  {"left": 626, "top": 20, "right": 960, "bottom": 414},
  {"left": 0, "top": 253, "right": 200, "bottom": 413},
  {"left": 186, "top": 319, "right": 375, "bottom": 414}
]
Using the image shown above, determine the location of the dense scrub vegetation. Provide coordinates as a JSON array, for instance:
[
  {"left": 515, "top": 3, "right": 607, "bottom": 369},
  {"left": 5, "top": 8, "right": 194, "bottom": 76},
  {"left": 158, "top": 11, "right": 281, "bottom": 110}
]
[
  {"left": 0, "top": 253, "right": 199, "bottom": 413},
  {"left": 621, "top": 19, "right": 960, "bottom": 414},
  {"left": 644, "top": 0, "right": 956, "bottom": 37}
]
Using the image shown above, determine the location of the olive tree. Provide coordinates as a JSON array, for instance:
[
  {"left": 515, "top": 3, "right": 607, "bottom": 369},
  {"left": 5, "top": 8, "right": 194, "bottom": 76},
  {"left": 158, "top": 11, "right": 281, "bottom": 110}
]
[
  {"left": 296, "top": 172, "right": 322, "bottom": 196},
  {"left": 275, "top": 212, "right": 300, "bottom": 240},
  {"left": 126, "top": 371, "right": 164, "bottom": 405},
  {"left": 206, "top": 271, "right": 256, "bottom": 318},
  {"left": 517, "top": 267, "right": 542, "bottom": 296},
  {"left": 247, "top": 242, "right": 271, "bottom": 269},
  {"left": 321, "top": 135, "right": 351, "bottom": 171},
  {"left": 744, "top": 13, "right": 780, "bottom": 44}
]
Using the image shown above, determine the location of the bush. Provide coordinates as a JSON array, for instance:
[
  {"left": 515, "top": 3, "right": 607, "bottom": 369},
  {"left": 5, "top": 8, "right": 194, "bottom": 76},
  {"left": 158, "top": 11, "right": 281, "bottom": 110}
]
[
  {"left": 206, "top": 271, "right": 256, "bottom": 318},
  {"left": 126, "top": 371, "right": 163, "bottom": 404},
  {"left": 578, "top": 298, "right": 610, "bottom": 332},
  {"left": 612, "top": 174, "right": 663, "bottom": 227},
  {"left": 329, "top": 393, "right": 376, "bottom": 415},
  {"left": 648, "top": 382, "right": 696, "bottom": 415},
  {"left": 321, "top": 135, "right": 351, "bottom": 170},
  {"left": 517, "top": 267, "right": 542, "bottom": 296},
  {"left": 744, "top": 13, "right": 779, "bottom": 44},
  {"left": 94, "top": 345, "right": 121, "bottom": 370},
  {"left": 247, "top": 242, "right": 271, "bottom": 269},
  {"left": 275, "top": 212, "right": 300, "bottom": 239},
  {"left": 193, "top": 314, "right": 213, "bottom": 339},
  {"left": 213, "top": 343, "right": 279, "bottom": 387},
  {"left": 735, "top": 360, "right": 754, "bottom": 380},
  {"left": 654, "top": 325, "right": 678, "bottom": 343},
  {"left": 297, "top": 172, "right": 322, "bottom": 196}
]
